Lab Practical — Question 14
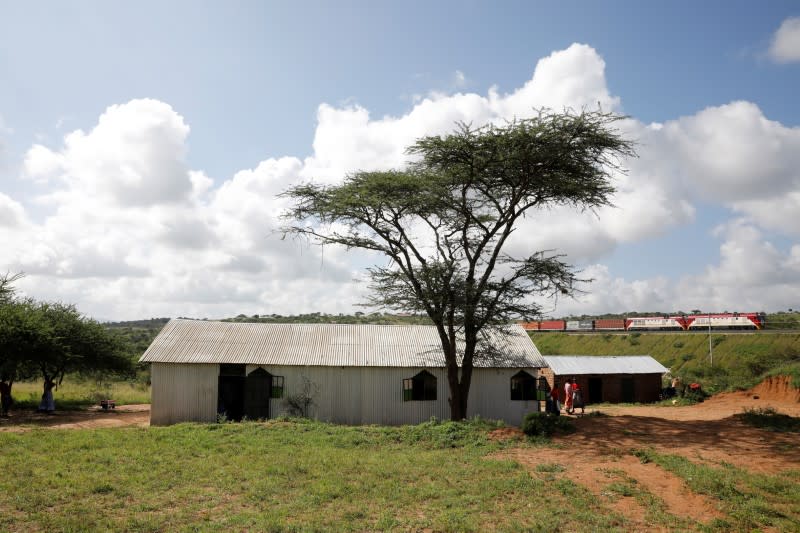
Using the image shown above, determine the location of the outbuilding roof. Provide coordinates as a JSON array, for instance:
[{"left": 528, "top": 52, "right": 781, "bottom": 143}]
[
  {"left": 139, "top": 319, "right": 545, "bottom": 368},
  {"left": 543, "top": 355, "right": 668, "bottom": 375}
]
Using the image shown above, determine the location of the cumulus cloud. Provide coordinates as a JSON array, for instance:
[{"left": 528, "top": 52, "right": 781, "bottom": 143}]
[
  {"left": 3, "top": 43, "right": 800, "bottom": 319},
  {"left": 0, "top": 193, "right": 27, "bottom": 227},
  {"left": 23, "top": 99, "right": 194, "bottom": 206},
  {"left": 769, "top": 16, "right": 800, "bottom": 63},
  {"left": 675, "top": 221, "right": 800, "bottom": 311},
  {"left": 660, "top": 101, "right": 800, "bottom": 203},
  {"left": 544, "top": 221, "right": 800, "bottom": 316}
]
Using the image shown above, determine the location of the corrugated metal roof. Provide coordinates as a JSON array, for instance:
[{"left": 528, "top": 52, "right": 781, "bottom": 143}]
[
  {"left": 543, "top": 356, "right": 668, "bottom": 375},
  {"left": 139, "top": 319, "right": 545, "bottom": 368}
]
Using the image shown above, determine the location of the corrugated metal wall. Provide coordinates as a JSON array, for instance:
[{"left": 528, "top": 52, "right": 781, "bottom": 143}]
[
  {"left": 150, "top": 363, "right": 218, "bottom": 425},
  {"left": 150, "top": 363, "right": 541, "bottom": 426}
]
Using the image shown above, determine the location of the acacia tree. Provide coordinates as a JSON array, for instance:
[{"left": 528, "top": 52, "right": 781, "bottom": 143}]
[
  {"left": 282, "top": 110, "right": 634, "bottom": 420},
  {"left": 1, "top": 273, "right": 132, "bottom": 408}
]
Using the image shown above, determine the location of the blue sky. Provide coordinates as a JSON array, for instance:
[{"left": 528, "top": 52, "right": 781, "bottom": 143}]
[{"left": 1, "top": 2, "right": 799, "bottom": 319}]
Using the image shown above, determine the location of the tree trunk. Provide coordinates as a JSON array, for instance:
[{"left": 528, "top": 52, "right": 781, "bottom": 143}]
[{"left": 448, "top": 381, "right": 470, "bottom": 420}]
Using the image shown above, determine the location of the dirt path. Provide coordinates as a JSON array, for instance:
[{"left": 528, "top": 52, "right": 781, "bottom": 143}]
[
  {"left": 495, "top": 376, "right": 800, "bottom": 530},
  {"left": 0, "top": 404, "right": 150, "bottom": 432}
]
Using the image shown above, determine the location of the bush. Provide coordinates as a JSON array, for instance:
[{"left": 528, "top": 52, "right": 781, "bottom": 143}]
[
  {"left": 737, "top": 407, "right": 800, "bottom": 432},
  {"left": 521, "top": 412, "right": 573, "bottom": 437}
]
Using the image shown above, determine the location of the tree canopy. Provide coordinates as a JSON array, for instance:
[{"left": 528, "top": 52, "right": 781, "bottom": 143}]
[
  {"left": 282, "top": 110, "right": 634, "bottom": 420},
  {"left": 0, "top": 274, "right": 133, "bottom": 407}
]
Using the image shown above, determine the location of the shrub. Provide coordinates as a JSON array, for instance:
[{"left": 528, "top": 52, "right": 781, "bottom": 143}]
[
  {"left": 521, "top": 412, "right": 573, "bottom": 437},
  {"left": 737, "top": 407, "right": 800, "bottom": 432}
]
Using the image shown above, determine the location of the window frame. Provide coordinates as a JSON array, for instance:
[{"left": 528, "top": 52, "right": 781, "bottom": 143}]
[
  {"left": 402, "top": 370, "right": 437, "bottom": 402},
  {"left": 510, "top": 370, "right": 537, "bottom": 401},
  {"left": 270, "top": 375, "right": 285, "bottom": 399}
]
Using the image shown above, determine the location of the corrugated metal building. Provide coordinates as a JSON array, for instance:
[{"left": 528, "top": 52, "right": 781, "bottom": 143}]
[
  {"left": 140, "top": 319, "right": 546, "bottom": 426},
  {"left": 541, "top": 355, "right": 668, "bottom": 404}
]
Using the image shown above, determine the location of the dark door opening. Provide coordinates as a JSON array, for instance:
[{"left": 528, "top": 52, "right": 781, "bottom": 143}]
[
  {"left": 245, "top": 367, "right": 272, "bottom": 420},
  {"left": 218, "top": 364, "right": 246, "bottom": 421},
  {"left": 588, "top": 377, "right": 603, "bottom": 404},
  {"left": 621, "top": 377, "right": 635, "bottom": 403}
]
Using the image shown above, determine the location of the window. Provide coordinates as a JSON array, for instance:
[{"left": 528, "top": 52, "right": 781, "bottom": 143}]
[
  {"left": 271, "top": 375, "right": 285, "bottom": 399},
  {"left": 510, "top": 370, "right": 537, "bottom": 401},
  {"left": 402, "top": 370, "right": 437, "bottom": 401}
]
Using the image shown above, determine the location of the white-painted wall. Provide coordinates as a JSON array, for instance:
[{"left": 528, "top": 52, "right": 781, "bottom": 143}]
[{"left": 149, "top": 363, "right": 541, "bottom": 426}]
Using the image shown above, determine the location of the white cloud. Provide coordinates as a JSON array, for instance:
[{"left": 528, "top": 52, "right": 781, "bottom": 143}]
[
  {"left": 24, "top": 99, "right": 194, "bottom": 206},
  {"left": 660, "top": 101, "right": 800, "bottom": 203},
  {"left": 3, "top": 43, "right": 800, "bottom": 319},
  {"left": 453, "top": 70, "right": 467, "bottom": 88},
  {"left": 543, "top": 222, "right": 800, "bottom": 316},
  {"left": 769, "top": 16, "right": 800, "bottom": 63},
  {"left": 675, "top": 221, "right": 800, "bottom": 311},
  {"left": 0, "top": 193, "right": 27, "bottom": 227}
]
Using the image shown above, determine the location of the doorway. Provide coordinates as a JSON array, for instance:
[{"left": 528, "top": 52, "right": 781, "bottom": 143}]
[
  {"left": 621, "top": 377, "right": 635, "bottom": 403},
  {"left": 218, "top": 365, "right": 274, "bottom": 421},
  {"left": 588, "top": 377, "right": 603, "bottom": 404},
  {"left": 218, "top": 364, "right": 246, "bottom": 421},
  {"left": 245, "top": 367, "right": 272, "bottom": 420}
]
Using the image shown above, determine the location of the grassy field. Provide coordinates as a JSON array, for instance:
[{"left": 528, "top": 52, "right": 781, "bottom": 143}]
[
  {"left": 530, "top": 331, "right": 800, "bottom": 393},
  {"left": 1, "top": 418, "right": 626, "bottom": 532},
  {"left": 632, "top": 448, "right": 800, "bottom": 531},
  {"left": 9, "top": 379, "right": 150, "bottom": 410},
  {"left": 1, "top": 418, "right": 798, "bottom": 532}
]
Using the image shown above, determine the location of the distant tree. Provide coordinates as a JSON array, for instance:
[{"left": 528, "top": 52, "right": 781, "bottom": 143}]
[
  {"left": 31, "top": 302, "right": 133, "bottom": 388},
  {"left": 283, "top": 110, "right": 634, "bottom": 420},
  {"left": 1, "top": 292, "right": 133, "bottom": 411},
  {"left": 0, "top": 272, "right": 24, "bottom": 304},
  {"left": 0, "top": 299, "right": 42, "bottom": 394}
]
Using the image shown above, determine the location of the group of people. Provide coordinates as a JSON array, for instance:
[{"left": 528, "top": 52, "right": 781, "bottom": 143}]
[{"left": 546, "top": 377, "right": 584, "bottom": 415}]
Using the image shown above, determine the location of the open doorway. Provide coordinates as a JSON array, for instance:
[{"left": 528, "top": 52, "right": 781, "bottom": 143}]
[
  {"left": 621, "top": 377, "right": 635, "bottom": 403},
  {"left": 218, "top": 365, "right": 275, "bottom": 421},
  {"left": 588, "top": 377, "right": 603, "bottom": 404},
  {"left": 218, "top": 364, "right": 246, "bottom": 421}
]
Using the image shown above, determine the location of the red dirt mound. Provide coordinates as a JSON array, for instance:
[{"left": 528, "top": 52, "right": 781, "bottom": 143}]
[
  {"left": 751, "top": 375, "right": 800, "bottom": 402},
  {"left": 710, "top": 374, "right": 800, "bottom": 404}
]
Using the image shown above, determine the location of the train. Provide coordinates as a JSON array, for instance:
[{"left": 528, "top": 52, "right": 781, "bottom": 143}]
[{"left": 520, "top": 312, "right": 766, "bottom": 332}]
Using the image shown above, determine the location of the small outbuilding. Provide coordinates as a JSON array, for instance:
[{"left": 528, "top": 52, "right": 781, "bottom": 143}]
[
  {"left": 541, "top": 355, "right": 668, "bottom": 404},
  {"left": 140, "top": 319, "right": 547, "bottom": 426}
]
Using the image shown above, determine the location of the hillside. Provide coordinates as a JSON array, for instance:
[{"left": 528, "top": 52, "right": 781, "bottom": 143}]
[{"left": 530, "top": 331, "right": 800, "bottom": 393}]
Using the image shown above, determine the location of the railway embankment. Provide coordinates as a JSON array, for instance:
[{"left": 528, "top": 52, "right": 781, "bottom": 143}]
[{"left": 529, "top": 331, "right": 800, "bottom": 393}]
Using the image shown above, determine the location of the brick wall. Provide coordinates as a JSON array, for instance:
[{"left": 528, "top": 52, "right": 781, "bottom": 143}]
[{"left": 546, "top": 371, "right": 663, "bottom": 404}]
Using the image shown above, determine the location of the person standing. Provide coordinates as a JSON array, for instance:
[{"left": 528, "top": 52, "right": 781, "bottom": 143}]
[
  {"left": 39, "top": 378, "right": 56, "bottom": 413},
  {"left": 564, "top": 379, "right": 573, "bottom": 414},
  {"left": 549, "top": 381, "right": 561, "bottom": 415},
  {"left": 0, "top": 376, "right": 12, "bottom": 417},
  {"left": 572, "top": 378, "right": 584, "bottom": 415}
]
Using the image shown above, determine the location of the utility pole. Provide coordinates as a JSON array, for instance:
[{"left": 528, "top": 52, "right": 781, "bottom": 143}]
[{"left": 708, "top": 311, "right": 713, "bottom": 367}]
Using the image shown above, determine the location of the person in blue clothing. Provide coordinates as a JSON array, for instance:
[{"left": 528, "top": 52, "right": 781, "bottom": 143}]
[{"left": 38, "top": 377, "right": 56, "bottom": 413}]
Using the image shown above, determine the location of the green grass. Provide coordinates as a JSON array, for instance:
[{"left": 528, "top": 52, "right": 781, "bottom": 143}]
[
  {"left": 0, "top": 419, "right": 632, "bottom": 532},
  {"left": 631, "top": 448, "right": 800, "bottom": 531},
  {"left": 531, "top": 331, "right": 800, "bottom": 393},
  {"left": 9, "top": 378, "right": 150, "bottom": 410}
]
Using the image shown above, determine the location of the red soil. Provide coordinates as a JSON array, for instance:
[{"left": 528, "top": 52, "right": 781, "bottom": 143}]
[{"left": 495, "top": 376, "right": 800, "bottom": 530}]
